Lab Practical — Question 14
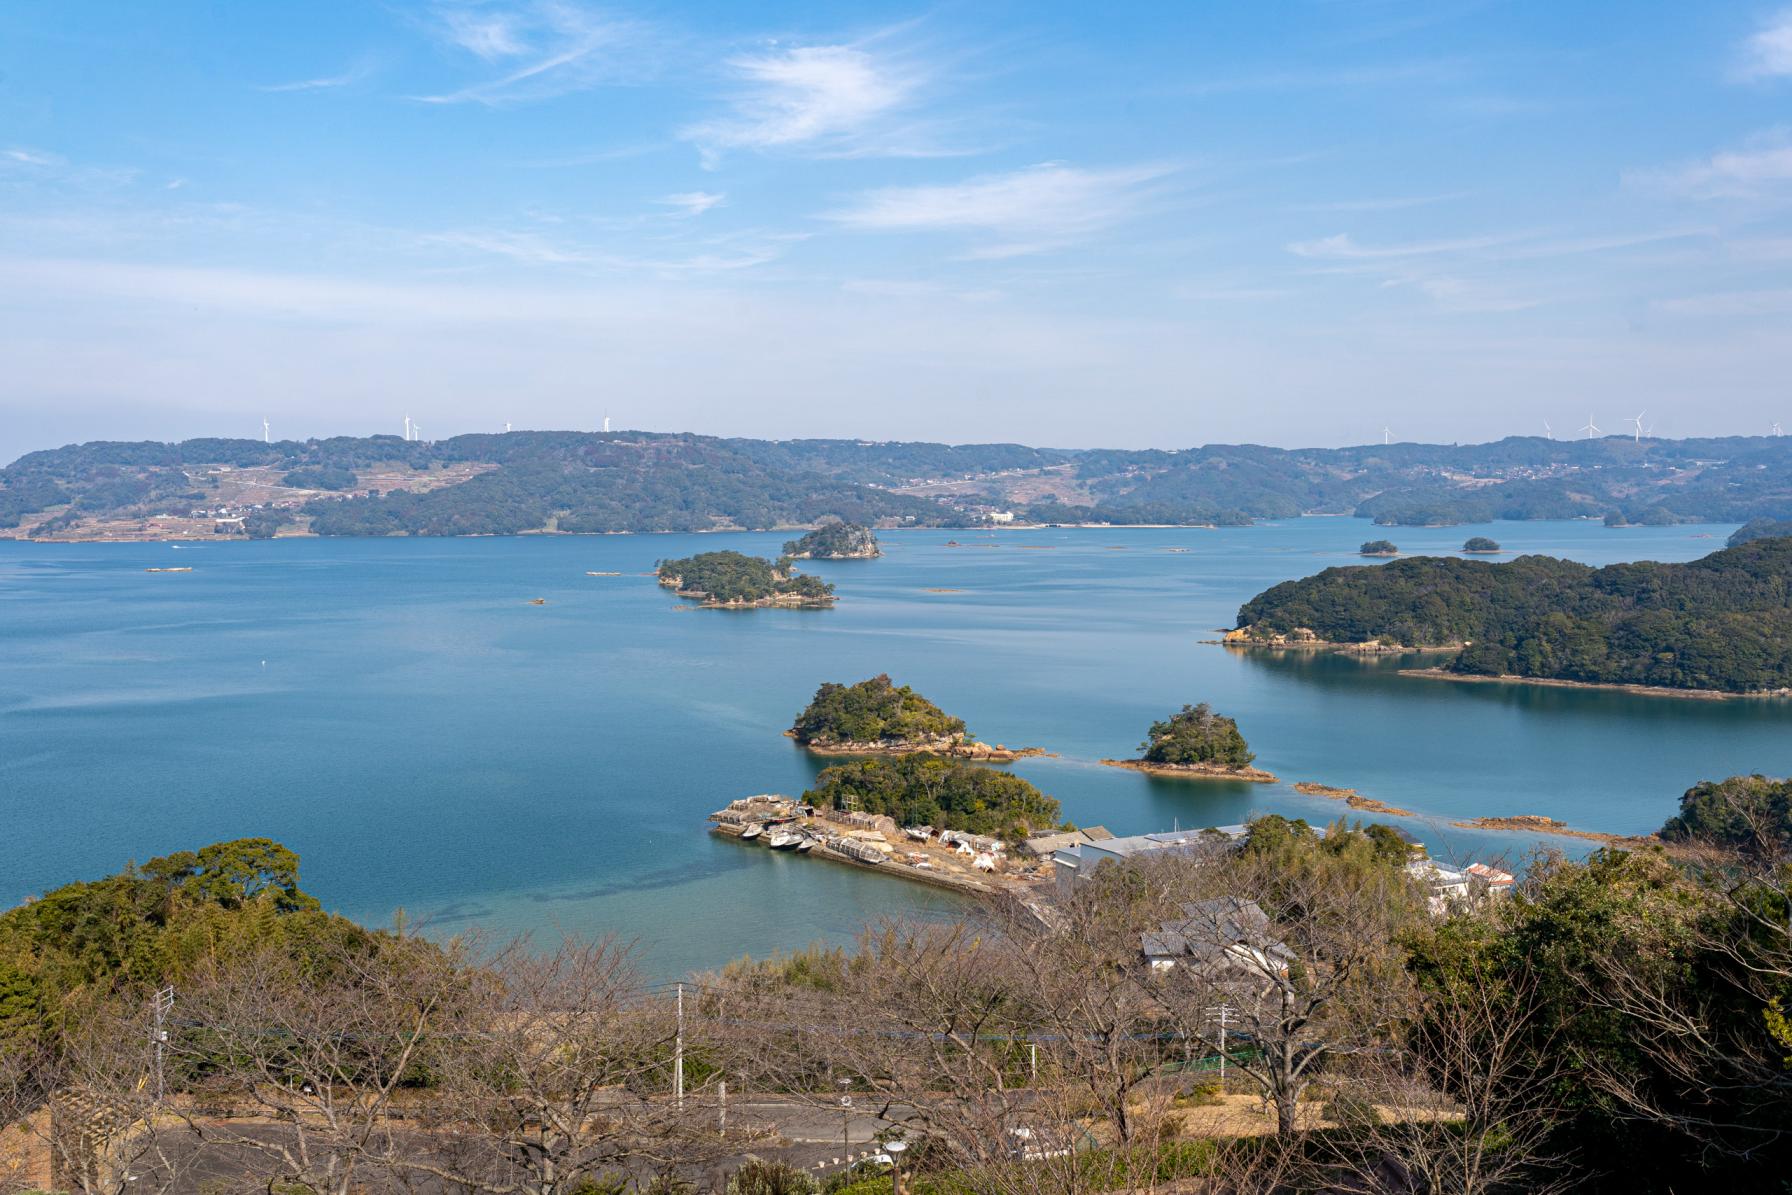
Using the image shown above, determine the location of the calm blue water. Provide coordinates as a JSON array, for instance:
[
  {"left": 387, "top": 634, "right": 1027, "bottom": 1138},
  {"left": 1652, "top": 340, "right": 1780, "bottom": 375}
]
[{"left": 4, "top": 520, "right": 1789, "bottom": 978}]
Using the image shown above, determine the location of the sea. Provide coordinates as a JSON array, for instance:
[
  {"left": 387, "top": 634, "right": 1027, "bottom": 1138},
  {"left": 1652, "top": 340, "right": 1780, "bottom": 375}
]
[{"left": 4, "top": 519, "right": 1789, "bottom": 979}]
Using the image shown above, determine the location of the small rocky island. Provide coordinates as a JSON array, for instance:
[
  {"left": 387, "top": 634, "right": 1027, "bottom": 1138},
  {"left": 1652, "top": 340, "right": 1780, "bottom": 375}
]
[
  {"left": 1360, "top": 539, "right": 1400, "bottom": 557},
  {"left": 784, "top": 520, "right": 881, "bottom": 559},
  {"left": 656, "top": 550, "right": 835, "bottom": 608},
  {"left": 1103, "top": 702, "right": 1277, "bottom": 782},
  {"left": 788, "top": 674, "right": 1041, "bottom": 759},
  {"left": 1462, "top": 536, "right": 1502, "bottom": 554}
]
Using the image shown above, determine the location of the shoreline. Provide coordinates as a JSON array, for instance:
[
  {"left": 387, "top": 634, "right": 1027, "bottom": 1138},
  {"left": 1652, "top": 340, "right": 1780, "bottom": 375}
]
[
  {"left": 1100, "top": 759, "right": 1279, "bottom": 784},
  {"left": 1291, "top": 781, "right": 1414, "bottom": 817},
  {"left": 1450, "top": 815, "right": 1658, "bottom": 847},
  {"left": 790, "top": 732, "right": 1048, "bottom": 763},
  {"left": 1397, "top": 667, "right": 1791, "bottom": 702},
  {"left": 709, "top": 820, "right": 1026, "bottom": 900}
]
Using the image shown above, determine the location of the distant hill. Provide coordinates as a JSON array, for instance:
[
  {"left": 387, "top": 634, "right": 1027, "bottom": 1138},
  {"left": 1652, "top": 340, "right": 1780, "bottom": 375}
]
[
  {"left": 1232, "top": 538, "right": 1792, "bottom": 694},
  {"left": 7, "top": 430, "right": 1792, "bottom": 540}
]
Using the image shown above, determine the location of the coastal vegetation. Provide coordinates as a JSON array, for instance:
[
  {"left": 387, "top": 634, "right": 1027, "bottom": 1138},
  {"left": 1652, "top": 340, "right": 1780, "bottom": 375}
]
[
  {"left": 1658, "top": 773, "right": 1792, "bottom": 857},
  {"left": 5, "top": 813, "right": 1791, "bottom": 1193},
  {"left": 802, "top": 754, "right": 1061, "bottom": 841},
  {"left": 1462, "top": 535, "right": 1501, "bottom": 553},
  {"left": 1234, "top": 538, "right": 1792, "bottom": 693},
  {"left": 1140, "top": 703, "right": 1255, "bottom": 769},
  {"left": 656, "top": 550, "right": 833, "bottom": 606},
  {"left": 281, "top": 465, "right": 357, "bottom": 490},
  {"left": 1728, "top": 517, "right": 1792, "bottom": 547},
  {"left": 1359, "top": 540, "right": 1398, "bottom": 556},
  {"left": 783, "top": 520, "right": 880, "bottom": 559},
  {"left": 789, "top": 675, "right": 966, "bottom": 748},
  {"left": 12, "top": 431, "right": 1792, "bottom": 539}
]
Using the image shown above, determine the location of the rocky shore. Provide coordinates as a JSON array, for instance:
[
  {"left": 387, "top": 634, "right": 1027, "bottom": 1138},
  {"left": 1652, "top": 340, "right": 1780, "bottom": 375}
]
[
  {"left": 1452, "top": 814, "right": 1654, "bottom": 846},
  {"left": 1223, "top": 627, "right": 1463, "bottom": 654},
  {"left": 657, "top": 576, "right": 836, "bottom": 608},
  {"left": 1292, "top": 781, "right": 1413, "bottom": 816},
  {"left": 1398, "top": 667, "right": 1791, "bottom": 701},
  {"left": 788, "top": 731, "right": 1046, "bottom": 761},
  {"left": 1100, "top": 758, "right": 1279, "bottom": 783}
]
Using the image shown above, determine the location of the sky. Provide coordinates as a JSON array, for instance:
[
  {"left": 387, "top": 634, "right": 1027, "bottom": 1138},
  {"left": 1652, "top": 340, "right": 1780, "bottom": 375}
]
[{"left": 2, "top": 1, "right": 1791, "bottom": 459}]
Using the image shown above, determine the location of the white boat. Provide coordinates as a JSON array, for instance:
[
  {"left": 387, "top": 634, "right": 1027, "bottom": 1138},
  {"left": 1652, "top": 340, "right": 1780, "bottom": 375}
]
[
  {"left": 904, "top": 825, "right": 934, "bottom": 841},
  {"left": 796, "top": 836, "right": 817, "bottom": 852},
  {"left": 768, "top": 830, "right": 803, "bottom": 850},
  {"left": 739, "top": 824, "right": 763, "bottom": 841}
]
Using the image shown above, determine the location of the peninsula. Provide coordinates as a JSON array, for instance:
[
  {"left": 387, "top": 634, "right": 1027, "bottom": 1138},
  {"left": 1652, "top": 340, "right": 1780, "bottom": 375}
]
[
  {"left": 788, "top": 675, "right": 1041, "bottom": 759},
  {"left": 783, "top": 520, "right": 881, "bottom": 559},
  {"left": 656, "top": 550, "right": 834, "bottom": 608},
  {"left": 1229, "top": 537, "right": 1792, "bottom": 695},
  {"left": 805, "top": 755, "right": 1063, "bottom": 844},
  {"left": 1102, "top": 702, "right": 1278, "bottom": 782}
]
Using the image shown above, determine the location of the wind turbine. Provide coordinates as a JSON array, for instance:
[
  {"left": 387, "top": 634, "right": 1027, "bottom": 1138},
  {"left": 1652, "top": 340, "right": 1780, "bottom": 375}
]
[
  {"left": 1381, "top": 426, "right": 1392, "bottom": 446},
  {"left": 404, "top": 415, "right": 412, "bottom": 442},
  {"left": 603, "top": 414, "right": 612, "bottom": 434},
  {"left": 1543, "top": 420, "right": 1554, "bottom": 441},
  {"left": 262, "top": 417, "right": 270, "bottom": 445},
  {"left": 1579, "top": 414, "right": 1600, "bottom": 440},
  {"left": 1773, "top": 421, "right": 1784, "bottom": 437},
  {"left": 1629, "top": 411, "right": 1646, "bottom": 443}
]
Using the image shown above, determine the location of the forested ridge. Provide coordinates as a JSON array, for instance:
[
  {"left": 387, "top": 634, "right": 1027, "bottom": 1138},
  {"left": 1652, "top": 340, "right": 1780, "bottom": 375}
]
[
  {"left": 11, "top": 430, "right": 1792, "bottom": 536},
  {"left": 1235, "top": 537, "right": 1792, "bottom": 692}
]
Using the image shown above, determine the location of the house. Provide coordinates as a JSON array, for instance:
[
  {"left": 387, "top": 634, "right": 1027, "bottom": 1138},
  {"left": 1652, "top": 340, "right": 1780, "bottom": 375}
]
[
  {"left": 1141, "top": 898, "right": 1295, "bottom": 979},
  {"left": 1408, "top": 860, "right": 1472, "bottom": 914},
  {"left": 1051, "top": 826, "right": 1251, "bottom": 893},
  {"left": 1019, "top": 826, "right": 1114, "bottom": 857}
]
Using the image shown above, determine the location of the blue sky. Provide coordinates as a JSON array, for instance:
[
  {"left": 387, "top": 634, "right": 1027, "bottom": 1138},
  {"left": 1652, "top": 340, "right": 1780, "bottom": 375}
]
[{"left": 2, "top": 1, "right": 1791, "bottom": 457}]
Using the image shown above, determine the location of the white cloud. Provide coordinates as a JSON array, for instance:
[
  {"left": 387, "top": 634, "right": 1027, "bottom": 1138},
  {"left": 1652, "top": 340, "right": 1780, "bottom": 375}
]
[
  {"left": 4, "top": 147, "right": 63, "bottom": 167},
  {"left": 1285, "top": 231, "right": 1524, "bottom": 259},
  {"left": 656, "top": 191, "right": 726, "bottom": 217},
  {"left": 1735, "top": 9, "right": 1792, "bottom": 81},
  {"left": 824, "top": 162, "right": 1172, "bottom": 257},
  {"left": 681, "top": 41, "right": 931, "bottom": 162},
  {"left": 1653, "top": 289, "right": 1792, "bottom": 317},
  {"left": 1640, "top": 133, "right": 1792, "bottom": 199},
  {"left": 417, "top": 2, "right": 650, "bottom": 105}
]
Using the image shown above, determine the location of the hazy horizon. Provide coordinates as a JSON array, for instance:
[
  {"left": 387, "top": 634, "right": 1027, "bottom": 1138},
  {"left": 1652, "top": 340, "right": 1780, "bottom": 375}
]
[{"left": 4, "top": 3, "right": 1790, "bottom": 462}]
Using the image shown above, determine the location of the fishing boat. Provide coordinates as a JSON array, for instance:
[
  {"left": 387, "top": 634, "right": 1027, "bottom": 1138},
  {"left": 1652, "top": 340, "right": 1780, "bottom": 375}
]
[
  {"left": 768, "top": 830, "right": 803, "bottom": 850},
  {"left": 904, "top": 825, "right": 934, "bottom": 841},
  {"left": 796, "top": 835, "right": 817, "bottom": 853},
  {"left": 738, "top": 824, "right": 763, "bottom": 841},
  {"left": 528, "top": 597, "right": 547, "bottom": 605},
  {"left": 585, "top": 571, "right": 622, "bottom": 576}
]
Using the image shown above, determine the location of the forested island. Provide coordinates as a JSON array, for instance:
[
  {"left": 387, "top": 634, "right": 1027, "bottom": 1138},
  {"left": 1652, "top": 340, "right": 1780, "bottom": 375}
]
[
  {"left": 1102, "top": 702, "right": 1277, "bottom": 781},
  {"left": 1728, "top": 518, "right": 1792, "bottom": 548},
  {"left": 1232, "top": 537, "right": 1792, "bottom": 694},
  {"left": 803, "top": 754, "right": 1062, "bottom": 842},
  {"left": 787, "top": 674, "right": 1039, "bottom": 759},
  {"left": 782, "top": 520, "right": 880, "bottom": 559},
  {"left": 1463, "top": 536, "right": 1502, "bottom": 553},
  {"left": 655, "top": 550, "right": 834, "bottom": 608},
  {"left": 1360, "top": 539, "right": 1399, "bottom": 557},
  {"left": 11, "top": 429, "right": 1792, "bottom": 540}
]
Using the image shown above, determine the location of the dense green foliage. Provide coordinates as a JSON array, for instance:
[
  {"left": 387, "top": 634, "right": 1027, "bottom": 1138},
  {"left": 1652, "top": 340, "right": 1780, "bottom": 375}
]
[
  {"left": 0, "top": 839, "right": 361, "bottom": 1047},
  {"left": 14, "top": 431, "right": 1792, "bottom": 537},
  {"left": 1659, "top": 774, "right": 1792, "bottom": 857},
  {"left": 803, "top": 755, "right": 1060, "bottom": 841},
  {"left": 1237, "top": 538, "right": 1792, "bottom": 692},
  {"left": 1359, "top": 540, "right": 1398, "bottom": 556},
  {"left": 1462, "top": 536, "right": 1501, "bottom": 552},
  {"left": 657, "top": 550, "right": 833, "bottom": 604},
  {"left": 789, "top": 675, "right": 967, "bottom": 745},
  {"left": 281, "top": 465, "right": 358, "bottom": 490},
  {"left": 1729, "top": 517, "right": 1792, "bottom": 548},
  {"left": 1138, "top": 703, "right": 1255, "bottom": 768},
  {"left": 1405, "top": 846, "right": 1792, "bottom": 1190},
  {"left": 783, "top": 520, "right": 880, "bottom": 558}
]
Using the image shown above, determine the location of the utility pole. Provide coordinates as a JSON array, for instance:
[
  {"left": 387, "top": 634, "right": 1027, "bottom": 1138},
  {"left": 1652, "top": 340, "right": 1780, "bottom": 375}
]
[
  {"left": 152, "top": 987, "right": 175, "bottom": 1102},
  {"left": 1029, "top": 1041, "right": 1037, "bottom": 1083},
  {"left": 1205, "top": 1003, "right": 1237, "bottom": 1087},
  {"left": 718, "top": 1079, "right": 726, "bottom": 1135},
  {"left": 837, "top": 1078, "right": 852, "bottom": 1158},
  {"left": 674, "top": 983, "right": 685, "bottom": 1111}
]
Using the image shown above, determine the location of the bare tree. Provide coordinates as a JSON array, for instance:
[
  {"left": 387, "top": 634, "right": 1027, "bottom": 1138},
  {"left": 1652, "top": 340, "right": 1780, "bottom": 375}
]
[
  {"left": 1150, "top": 846, "right": 1419, "bottom": 1138},
  {"left": 403, "top": 937, "right": 734, "bottom": 1195},
  {"left": 164, "top": 929, "right": 467, "bottom": 1195}
]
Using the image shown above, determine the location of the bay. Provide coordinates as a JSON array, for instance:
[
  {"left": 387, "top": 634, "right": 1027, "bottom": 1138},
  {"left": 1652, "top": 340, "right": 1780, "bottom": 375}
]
[{"left": 4, "top": 519, "right": 1788, "bottom": 979}]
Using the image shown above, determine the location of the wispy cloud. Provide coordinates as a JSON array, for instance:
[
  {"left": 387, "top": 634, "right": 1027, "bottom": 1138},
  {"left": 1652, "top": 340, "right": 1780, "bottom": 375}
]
[
  {"left": 1653, "top": 289, "right": 1792, "bottom": 317},
  {"left": 824, "top": 162, "right": 1174, "bottom": 258},
  {"left": 1184, "top": 60, "right": 1461, "bottom": 97},
  {"left": 681, "top": 37, "right": 960, "bottom": 163},
  {"left": 260, "top": 67, "right": 366, "bottom": 93},
  {"left": 656, "top": 191, "right": 725, "bottom": 217},
  {"left": 1734, "top": 9, "right": 1792, "bottom": 82},
  {"left": 1637, "top": 131, "right": 1792, "bottom": 199},
  {"left": 1286, "top": 192, "right": 1468, "bottom": 214},
  {"left": 4, "top": 147, "right": 63, "bottom": 167},
  {"left": 1285, "top": 231, "right": 1525, "bottom": 259},
  {"left": 417, "top": 1, "right": 652, "bottom": 105}
]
